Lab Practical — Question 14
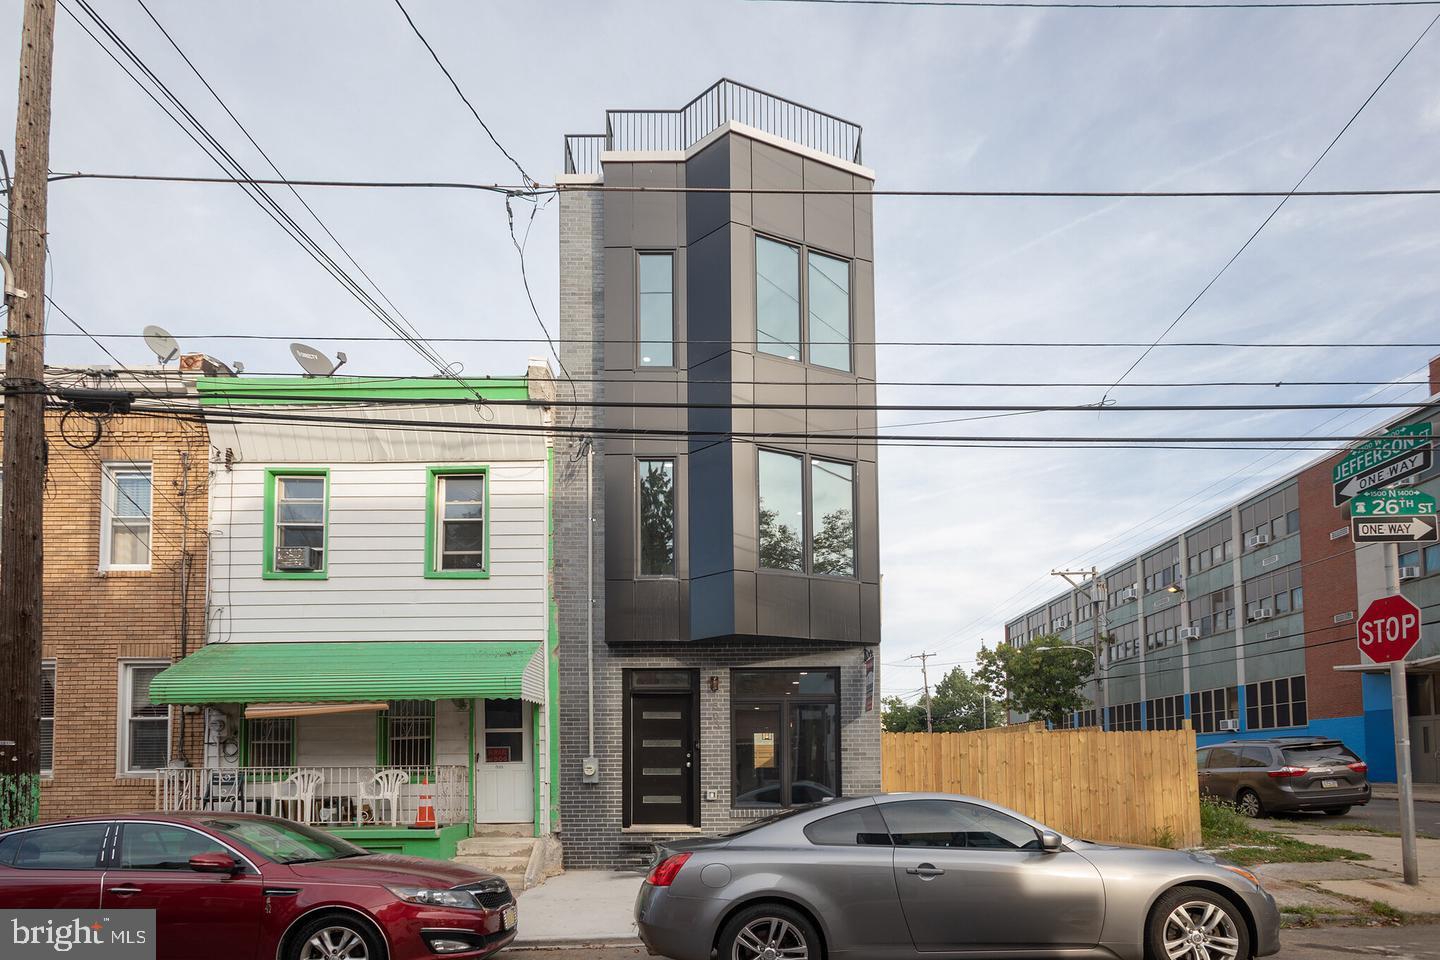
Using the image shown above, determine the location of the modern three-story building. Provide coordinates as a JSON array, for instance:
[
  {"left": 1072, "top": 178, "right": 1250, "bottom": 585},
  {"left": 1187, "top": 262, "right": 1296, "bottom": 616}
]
[{"left": 554, "top": 80, "right": 884, "bottom": 867}]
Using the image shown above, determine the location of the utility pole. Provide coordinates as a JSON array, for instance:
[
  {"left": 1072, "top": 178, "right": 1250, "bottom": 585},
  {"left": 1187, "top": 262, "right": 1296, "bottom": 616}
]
[
  {"left": 1052, "top": 567, "right": 1107, "bottom": 728},
  {"left": 908, "top": 652, "right": 936, "bottom": 733},
  {"left": 1, "top": 0, "right": 56, "bottom": 829}
]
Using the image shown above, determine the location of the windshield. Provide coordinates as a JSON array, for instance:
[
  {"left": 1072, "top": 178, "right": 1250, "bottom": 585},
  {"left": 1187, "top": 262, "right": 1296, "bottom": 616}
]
[
  {"left": 1281, "top": 745, "right": 1359, "bottom": 767},
  {"left": 198, "top": 817, "right": 368, "bottom": 864}
]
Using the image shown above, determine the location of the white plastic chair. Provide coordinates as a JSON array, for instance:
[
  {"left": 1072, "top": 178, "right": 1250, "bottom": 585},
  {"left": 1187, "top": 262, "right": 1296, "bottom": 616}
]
[
  {"left": 357, "top": 769, "right": 409, "bottom": 826},
  {"left": 274, "top": 770, "right": 323, "bottom": 824}
]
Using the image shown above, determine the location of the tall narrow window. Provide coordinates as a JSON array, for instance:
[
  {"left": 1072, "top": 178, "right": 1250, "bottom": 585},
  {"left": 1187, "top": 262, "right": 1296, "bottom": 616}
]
[
  {"left": 101, "top": 463, "right": 152, "bottom": 570},
  {"left": 755, "top": 237, "right": 800, "bottom": 361},
  {"left": 758, "top": 450, "right": 804, "bottom": 571},
  {"left": 245, "top": 718, "right": 295, "bottom": 768},
  {"left": 386, "top": 700, "right": 434, "bottom": 767},
  {"left": 637, "top": 459, "right": 675, "bottom": 576},
  {"left": 435, "top": 473, "right": 486, "bottom": 572},
  {"left": 810, "top": 459, "right": 855, "bottom": 577},
  {"left": 40, "top": 662, "right": 54, "bottom": 775},
  {"left": 266, "top": 470, "right": 328, "bottom": 577},
  {"left": 121, "top": 662, "right": 170, "bottom": 774},
  {"left": 807, "top": 251, "right": 851, "bottom": 371},
  {"left": 638, "top": 253, "right": 674, "bottom": 367}
]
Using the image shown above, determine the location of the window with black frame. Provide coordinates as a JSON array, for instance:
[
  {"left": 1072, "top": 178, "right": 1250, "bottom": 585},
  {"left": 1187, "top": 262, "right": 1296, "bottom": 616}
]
[{"left": 731, "top": 669, "right": 840, "bottom": 808}]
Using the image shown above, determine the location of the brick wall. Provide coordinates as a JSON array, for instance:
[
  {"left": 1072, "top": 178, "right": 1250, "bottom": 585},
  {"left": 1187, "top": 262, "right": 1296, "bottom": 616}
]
[
  {"left": 1297, "top": 456, "right": 1364, "bottom": 720},
  {"left": 2, "top": 405, "right": 207, "bottom": 817}
]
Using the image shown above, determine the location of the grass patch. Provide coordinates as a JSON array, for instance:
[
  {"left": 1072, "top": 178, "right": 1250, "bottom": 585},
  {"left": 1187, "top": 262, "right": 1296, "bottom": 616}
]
[
  {"left": 1332, "top": 823, "right": 1401, "bottom": 838},
  {"left": 1369, "top": 900, "right": 1404, "bottom": 922},
  {"left": 1201, "top": 798, "right": 1370, "bottom": 866},
  {"left": 1151, "top": 826, "right": 1179, "bottom": 849}
]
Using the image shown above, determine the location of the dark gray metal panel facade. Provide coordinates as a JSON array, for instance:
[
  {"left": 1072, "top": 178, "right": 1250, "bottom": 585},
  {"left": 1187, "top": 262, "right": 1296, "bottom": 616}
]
[{"left": 556, "top": 122, "right": 882, "bottom": 868}]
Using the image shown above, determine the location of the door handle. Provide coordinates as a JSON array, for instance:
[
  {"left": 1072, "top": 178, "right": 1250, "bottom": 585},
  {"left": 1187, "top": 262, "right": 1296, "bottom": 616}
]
[
  {"left": 109, "top": 886, "right": 141, "bottom": 896},
  {"left": 905, "top": 864, "right": 945, "bottom": 878}
]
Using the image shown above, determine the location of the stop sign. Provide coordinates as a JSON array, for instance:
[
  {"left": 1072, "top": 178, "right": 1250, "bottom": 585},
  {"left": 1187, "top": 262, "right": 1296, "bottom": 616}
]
[{"left": 1356, "top": 595, "right": 1422, "bottom": 664}]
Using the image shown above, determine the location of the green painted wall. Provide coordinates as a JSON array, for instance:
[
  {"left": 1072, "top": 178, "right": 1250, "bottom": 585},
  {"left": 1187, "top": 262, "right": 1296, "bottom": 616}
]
[
  {"left": 331, "top": 823, "right": 470, "bottom": 860},
  {"left": 196, "top": 375, "right": 532, "bottom": 405}
]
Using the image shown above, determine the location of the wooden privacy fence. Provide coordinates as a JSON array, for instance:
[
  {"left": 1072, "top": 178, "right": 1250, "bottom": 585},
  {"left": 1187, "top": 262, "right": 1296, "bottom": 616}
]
[{"left": 882, "top": 727, "right": 1201, "bottom": 848}]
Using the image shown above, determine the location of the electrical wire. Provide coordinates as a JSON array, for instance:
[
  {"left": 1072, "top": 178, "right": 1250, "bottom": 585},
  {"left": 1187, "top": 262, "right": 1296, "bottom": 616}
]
[
  {"left": 1102, "top": 8, "right": 1440, "bottom": 400},
  {"left": 750, "top": 0, "right": 1440, "bottom": 9}
]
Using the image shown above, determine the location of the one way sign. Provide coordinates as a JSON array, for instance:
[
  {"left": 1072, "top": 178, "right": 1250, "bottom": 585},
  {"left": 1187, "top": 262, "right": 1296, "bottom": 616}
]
[{"left": 1351, "top": 515, "right": 1439, "bottom": 544}]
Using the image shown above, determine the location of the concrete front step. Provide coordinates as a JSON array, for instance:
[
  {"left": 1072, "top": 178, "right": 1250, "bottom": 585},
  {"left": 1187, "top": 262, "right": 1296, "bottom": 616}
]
[
  {"left": 470, "top": 822, "right": 533, "bottom": 838},
  {"left": 455, "top": 837, "right": 536, "bottom": 859}
]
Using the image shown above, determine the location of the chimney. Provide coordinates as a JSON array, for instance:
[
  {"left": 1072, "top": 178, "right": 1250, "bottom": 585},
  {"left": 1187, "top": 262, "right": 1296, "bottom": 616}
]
[{"left": 1430, "top": 354, "right": 1440, "bottom": 397}]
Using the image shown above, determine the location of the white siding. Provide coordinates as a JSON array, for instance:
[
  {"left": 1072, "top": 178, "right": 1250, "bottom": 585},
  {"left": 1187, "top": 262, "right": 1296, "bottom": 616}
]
[{"left": 209, "top": 461, "right": 547, "bottom": 643}]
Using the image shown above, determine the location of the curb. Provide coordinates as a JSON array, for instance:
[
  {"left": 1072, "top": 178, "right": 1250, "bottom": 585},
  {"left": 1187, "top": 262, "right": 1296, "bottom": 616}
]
[{"left": 508, "top": 938, "right": 645, "bottom": 951}]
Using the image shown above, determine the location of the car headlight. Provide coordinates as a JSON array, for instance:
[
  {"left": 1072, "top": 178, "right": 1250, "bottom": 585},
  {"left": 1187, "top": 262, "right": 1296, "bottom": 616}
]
[
  {"left": 1220, "top": 865, "right": 1261, "bottom": 888},
  {"left": 385, "top": 885, "right": 481, "bottom": 909}
]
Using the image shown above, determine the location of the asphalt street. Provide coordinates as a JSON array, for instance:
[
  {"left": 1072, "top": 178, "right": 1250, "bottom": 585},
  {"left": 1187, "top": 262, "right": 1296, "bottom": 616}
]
[
  {"left": 509, "top": 925, "right": 1440, "bottom": 959},
  {"left": 1272, "top": 797, "right": 1440, "bottom": 838}
]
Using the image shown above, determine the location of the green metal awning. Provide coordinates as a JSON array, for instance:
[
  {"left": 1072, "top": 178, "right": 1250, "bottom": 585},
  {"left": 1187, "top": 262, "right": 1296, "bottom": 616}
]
[{"left": 148, "top": 641, "right": 545, "bottom": 705}]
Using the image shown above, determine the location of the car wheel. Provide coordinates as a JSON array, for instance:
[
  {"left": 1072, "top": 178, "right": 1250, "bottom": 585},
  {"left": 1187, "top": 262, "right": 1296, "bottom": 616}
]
[
  {"left": 289, "top": 914, "right": 382, "bottom": 960},
  {"left": 1147, "top": 886, "right": 1250, "bottom": 960},
  {"left": 1324, "top": 807, "right": 1352, "bottom": 817},
  {"left": 1236, "top": 789, "right": 1263, "bottom": 818},
  {"left": 719, "top": 903, "right": 820, "bottom": 960}
]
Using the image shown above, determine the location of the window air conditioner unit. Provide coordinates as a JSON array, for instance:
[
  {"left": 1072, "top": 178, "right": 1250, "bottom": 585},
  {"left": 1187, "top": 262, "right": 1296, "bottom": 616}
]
[
  {"left": 1399, "top": 566, "right": 1422, "bottom": 581},
  {"left": 1246, "top": 532, "right": 1270, "bottom": 549},
  {"left": 1218, "top": 718, "right": 1240, "bottom": 732},
  {"left": 1250, "top": 608, "right": 1274, "bottom": 622},
  {"left": 275, "top": 546, "right": 320, "bottom": 571},
  {"left": 1178, "top": 627, "right": 1200, "bottom": 641}
]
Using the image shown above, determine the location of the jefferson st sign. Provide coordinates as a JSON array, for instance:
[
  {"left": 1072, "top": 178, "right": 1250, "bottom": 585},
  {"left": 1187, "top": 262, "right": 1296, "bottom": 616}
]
[
  {"left": 1356, "top": 594, "right": 1421, "bottom": 665},
  {"left": 1332, "top": 422, "right": 1433, "bottom": 506}
]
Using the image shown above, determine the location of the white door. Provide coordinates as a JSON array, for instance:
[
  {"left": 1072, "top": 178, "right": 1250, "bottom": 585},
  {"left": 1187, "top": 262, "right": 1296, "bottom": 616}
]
[{"left": 477, "top": 698, "right": 534, "bottom": 824}]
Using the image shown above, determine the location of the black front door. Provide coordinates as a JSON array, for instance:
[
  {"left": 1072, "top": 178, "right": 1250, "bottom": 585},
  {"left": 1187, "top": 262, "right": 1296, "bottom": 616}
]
[{"left": 626, "top": 671, "right": 698, "bottom": 826}]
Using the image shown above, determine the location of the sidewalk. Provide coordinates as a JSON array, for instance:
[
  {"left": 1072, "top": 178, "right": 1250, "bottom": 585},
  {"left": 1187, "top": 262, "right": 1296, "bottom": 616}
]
[
  {"left": 1369, "top": 782, "right": 1440, "bottom": 803},
  {"left": 513, "top": 870, "right": 646, "bottom": 946},
  {"left": 1253, "top": 828, "right": 1440, "bottom": 920}
]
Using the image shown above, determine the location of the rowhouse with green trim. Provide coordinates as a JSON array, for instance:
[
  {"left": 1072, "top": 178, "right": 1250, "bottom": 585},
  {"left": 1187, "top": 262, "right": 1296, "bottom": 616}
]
[{"left": 148, "top": 367, "right": 561, "bottom": 862}]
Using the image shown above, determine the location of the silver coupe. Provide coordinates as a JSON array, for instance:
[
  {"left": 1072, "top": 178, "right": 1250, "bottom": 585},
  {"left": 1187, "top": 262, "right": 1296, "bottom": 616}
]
[{"left": 635, "top": 792, "right": 1279, "bottom": 960}]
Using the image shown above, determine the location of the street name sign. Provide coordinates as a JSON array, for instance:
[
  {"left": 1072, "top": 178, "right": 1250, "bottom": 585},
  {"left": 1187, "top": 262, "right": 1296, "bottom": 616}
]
[
  {"left": 1351, "top": 515, "right": 1439, "bottom": 544},
  {"left": 1332, "top": 422, "right": 1433, "bottom": 506},
  {"left": 1356, "top": 594, "right": 1422, "bottom": 665},
  {"left": 1349, "top": 488, "right": 1437, "bottom": 517}
]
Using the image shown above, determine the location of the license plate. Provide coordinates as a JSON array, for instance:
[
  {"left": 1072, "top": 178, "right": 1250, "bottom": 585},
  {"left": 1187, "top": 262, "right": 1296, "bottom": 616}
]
[
  {"left": 1321, "top": 779, "right": 1340, "bottom": 789},
  {"left": 502, "top": 905, "right": 517, "bottom": 931}
]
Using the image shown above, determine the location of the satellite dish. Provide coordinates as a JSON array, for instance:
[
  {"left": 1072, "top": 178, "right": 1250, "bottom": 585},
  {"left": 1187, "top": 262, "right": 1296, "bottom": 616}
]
[
  {"left": 289, "top": 342, "right": 347, "bottom": 377},
  {"left": 143, "top": 325, "right": 180, "bottom": 364}
]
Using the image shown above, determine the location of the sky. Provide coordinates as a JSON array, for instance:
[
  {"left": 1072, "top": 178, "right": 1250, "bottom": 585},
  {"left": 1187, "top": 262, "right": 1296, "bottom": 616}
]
[{"left": 3, "top": 0, "right": 1439, "bottom": 701}]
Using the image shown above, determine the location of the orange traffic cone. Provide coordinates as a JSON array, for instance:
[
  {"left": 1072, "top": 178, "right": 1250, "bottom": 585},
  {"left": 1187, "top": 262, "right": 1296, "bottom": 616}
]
[{"left": 414, "top": 774, "right": 437, "bottom": 829}]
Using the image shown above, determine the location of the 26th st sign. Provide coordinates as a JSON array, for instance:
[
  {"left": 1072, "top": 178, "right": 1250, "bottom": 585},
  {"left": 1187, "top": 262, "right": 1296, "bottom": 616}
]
[
  {"left": 1333, "top": 422, "right": 1433, "bottom": 506},
  {"left": 1349, "top": 488, "right": 1440, "bottom": 544}
]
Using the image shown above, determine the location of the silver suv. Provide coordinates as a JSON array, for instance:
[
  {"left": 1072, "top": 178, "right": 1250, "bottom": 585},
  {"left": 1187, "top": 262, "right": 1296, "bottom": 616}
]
[{"left": 1198, "top": 737, "right": 1371, "bottom": 817}]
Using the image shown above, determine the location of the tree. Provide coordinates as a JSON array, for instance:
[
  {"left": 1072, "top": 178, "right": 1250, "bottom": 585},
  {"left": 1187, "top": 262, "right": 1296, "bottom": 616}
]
[
  {"left": 638, "top": 462, "right": 675, "bottom": 575},
  {"left": 758, "top": 507, "right": 802, "bottom": 571},
  {"left": 811, "top": 507, "right": 854, "bottom": 576},
  {"left": 882, "top": 665, "right": 992, "bottom": 733},
  {"left": 973, "top": 635, "right": 1093, "bottom": 727}
]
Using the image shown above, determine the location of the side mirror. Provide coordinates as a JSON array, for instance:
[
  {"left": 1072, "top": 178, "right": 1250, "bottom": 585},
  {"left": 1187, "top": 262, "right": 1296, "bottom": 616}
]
[
  {"left": 1039, "top": 831, "right": 1063, "bottom": 853},
  {"left": 189, "top": 852, "right": 240, "bottom": 874}
]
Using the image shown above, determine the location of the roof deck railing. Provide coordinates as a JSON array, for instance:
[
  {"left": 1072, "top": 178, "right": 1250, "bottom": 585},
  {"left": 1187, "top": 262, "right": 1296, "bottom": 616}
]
[{"left": 563, "top": 78, "right": 862, "bottom": 176}]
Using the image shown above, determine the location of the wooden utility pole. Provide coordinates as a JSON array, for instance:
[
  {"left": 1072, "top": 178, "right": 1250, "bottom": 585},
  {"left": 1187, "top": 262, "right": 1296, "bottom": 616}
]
[
  {"left": 908, "top": 652, "right": 936, "bottom": 733},
  {"left": 1, "top": 0, "right": 56, "bottom": 829}
]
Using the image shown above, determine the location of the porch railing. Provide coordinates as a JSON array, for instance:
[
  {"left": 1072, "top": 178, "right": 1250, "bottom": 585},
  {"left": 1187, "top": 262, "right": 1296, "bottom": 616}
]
[
  {"left": 156, "top": 765, "right": 468, "bottom": 829},
  {"left": 564, "top": 78, "right": 863, "bottom": 175}
]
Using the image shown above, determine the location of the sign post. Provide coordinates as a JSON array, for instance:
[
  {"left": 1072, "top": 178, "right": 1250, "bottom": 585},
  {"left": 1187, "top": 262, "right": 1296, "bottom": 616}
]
[{"left": 1356, "top": 593, "right": 1422, "bottom": 885}]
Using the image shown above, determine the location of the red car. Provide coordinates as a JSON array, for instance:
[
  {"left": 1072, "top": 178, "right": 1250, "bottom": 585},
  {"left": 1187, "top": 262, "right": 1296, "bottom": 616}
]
[{"left": 0, "top": 812, "right": 517, "bottom": 960}]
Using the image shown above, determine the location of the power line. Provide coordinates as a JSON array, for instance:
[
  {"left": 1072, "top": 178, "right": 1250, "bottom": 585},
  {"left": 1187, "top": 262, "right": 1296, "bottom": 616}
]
[
  {"left": 47, "top": 171, "right": 1440, "bottom": 199},
  {"left": 60, "top": 0, "right": 478, "bottom": 404},
  {"left": 389, "top": 0, "right": 533, "bottom": 186},
  {"left": 24, "top": 330, "right": 1440, "bottom": 349},
  {"left": 1102, "top": 8, "right": 1440, "bottom": 400}
]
